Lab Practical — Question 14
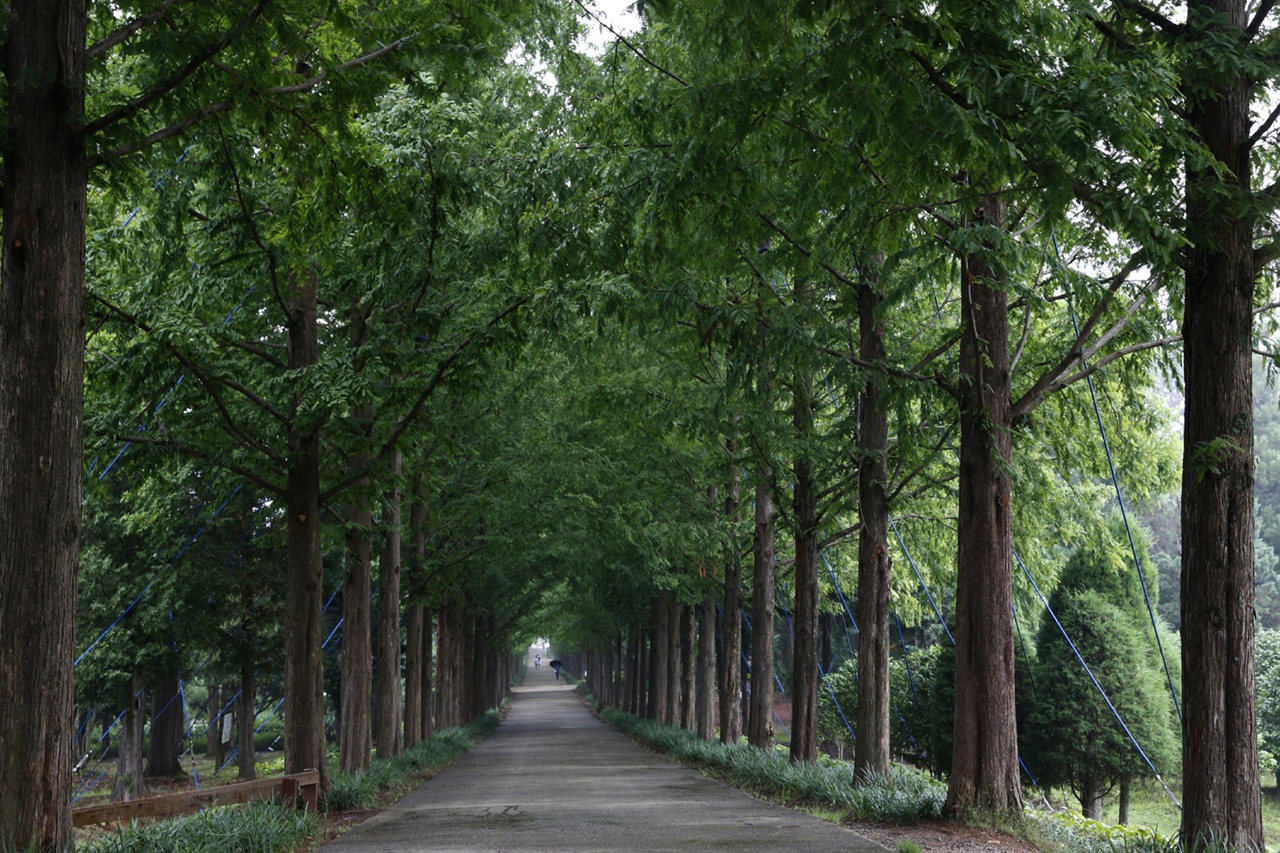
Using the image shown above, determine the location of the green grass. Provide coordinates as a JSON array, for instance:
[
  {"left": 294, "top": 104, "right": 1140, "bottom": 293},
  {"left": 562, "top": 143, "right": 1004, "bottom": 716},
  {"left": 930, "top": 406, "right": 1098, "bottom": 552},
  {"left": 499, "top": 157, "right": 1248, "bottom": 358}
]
[
  {"left": 600, "top": 707, "right": 946, "bottom": 822},
  {"left": 1016, "top": 779, "right": 1280, "bottom": 853},
  {"left": 76, "top": 801, "right": 317, "bottom": 853},
  {"left": 323, "top": 714, "right": 499, "bottom": 812},
  {"left": 74, "top": 710, "right": 502, "bottom": 853}
]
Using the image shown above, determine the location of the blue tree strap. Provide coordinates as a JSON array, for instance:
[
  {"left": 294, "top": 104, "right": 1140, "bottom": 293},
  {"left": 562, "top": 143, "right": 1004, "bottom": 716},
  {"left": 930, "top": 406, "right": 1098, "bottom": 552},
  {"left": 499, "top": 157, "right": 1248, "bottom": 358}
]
[
  {"left": 1015, "top": 549, "right": 1180, "bottom": 807},
  {"left": 889, "top": 516, "right": 954, "bottom": 645},
  {"left": 1053, "top": 230, "right": 1182, "bottom": 724}
]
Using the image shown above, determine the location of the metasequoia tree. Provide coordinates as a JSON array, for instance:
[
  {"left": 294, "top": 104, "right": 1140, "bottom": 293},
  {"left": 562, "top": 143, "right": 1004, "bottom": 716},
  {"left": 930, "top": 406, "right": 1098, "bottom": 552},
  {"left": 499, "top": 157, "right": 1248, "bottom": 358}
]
[
  {"left": 0, "top": 3, "right": 570, "bottom": 844},
  {"left": 1178, "top": 0, "right": 1266, "bottom": 845}
]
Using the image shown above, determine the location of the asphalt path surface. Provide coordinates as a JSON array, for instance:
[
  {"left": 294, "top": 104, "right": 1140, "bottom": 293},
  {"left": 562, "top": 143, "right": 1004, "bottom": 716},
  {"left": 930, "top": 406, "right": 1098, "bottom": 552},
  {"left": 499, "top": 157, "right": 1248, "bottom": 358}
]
[{"left": 319, "top": 655, "right": 889, "bottom": 853}]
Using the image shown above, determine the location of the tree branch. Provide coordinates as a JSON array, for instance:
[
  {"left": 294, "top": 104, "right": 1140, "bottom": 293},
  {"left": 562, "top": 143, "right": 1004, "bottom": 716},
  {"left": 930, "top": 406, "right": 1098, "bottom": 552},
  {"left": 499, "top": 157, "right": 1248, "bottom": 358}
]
[
  {"left": 1115, "top": 0, "right": 1183, "bottom": 35},
  {"left": 87, "top": 0, "right": 188, "bottom": 61},
  {"left": 1248, "top": 0, "right": 1276, "bottom": 36},
  {"left": 89, "top": 291, "right": 288, "bottom": 465},
  {"left": 571, "top": 0, "right": 691, "bottom": 88},
  {"left": 320, "top": 293, "right": 537, "bottom": 502},
  {"left": 88, "top": 100, "right": 234, "bottom": 168},
  {"left": 121, "top": 433, "right": 285, "bottom": 496},
  {"left": 1249, "top": 99, "right": 1280, "bottom": 146},
  {"left": 266, "top": 36, "right": 413, "bottom": 95},
  {"left": 1009, "top": 253, "right": 1146, "bottom": 418},
  {"left": 756, "top": 211, "right": 858, "bottom": 289},
  {"left": 1256, "top": 241, "right": 1280, "bottom": 270},
  {"left": 1017, "top": 335, "right": 1182, "bottom": 415},
  {"left": 81, "top": 0, "right": 272, "bottom": 140}
]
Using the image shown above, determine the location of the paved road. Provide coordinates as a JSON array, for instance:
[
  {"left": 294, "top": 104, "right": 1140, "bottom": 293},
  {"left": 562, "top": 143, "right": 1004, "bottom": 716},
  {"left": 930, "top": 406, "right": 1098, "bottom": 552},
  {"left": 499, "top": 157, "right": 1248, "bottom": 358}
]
[{"left": 319, "top": 657, "right": 887, "bottom": 853}]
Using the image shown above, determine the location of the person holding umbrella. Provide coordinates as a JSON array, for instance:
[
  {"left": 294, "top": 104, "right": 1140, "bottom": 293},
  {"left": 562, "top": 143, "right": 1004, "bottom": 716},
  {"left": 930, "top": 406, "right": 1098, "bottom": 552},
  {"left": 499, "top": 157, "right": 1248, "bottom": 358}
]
[{"left": 549, "top": 659, "right": 562, "bottom": 680}]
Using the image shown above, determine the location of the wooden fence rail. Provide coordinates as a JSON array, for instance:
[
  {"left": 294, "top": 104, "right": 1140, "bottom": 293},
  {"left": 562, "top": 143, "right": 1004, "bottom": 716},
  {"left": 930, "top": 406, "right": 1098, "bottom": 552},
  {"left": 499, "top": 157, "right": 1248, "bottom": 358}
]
[{"left": 71, "top": 770, "right": 320, "bottom": 827}]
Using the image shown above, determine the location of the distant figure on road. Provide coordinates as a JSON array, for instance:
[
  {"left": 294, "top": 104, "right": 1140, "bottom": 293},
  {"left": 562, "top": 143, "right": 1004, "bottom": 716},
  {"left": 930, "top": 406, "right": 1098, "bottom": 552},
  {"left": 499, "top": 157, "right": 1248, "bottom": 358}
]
[
  {"left": 549, "top": 659, "right": 562, "bottom": 680},
  {"left": 535, "top": 654, "right": 540, "bottom": 669}
]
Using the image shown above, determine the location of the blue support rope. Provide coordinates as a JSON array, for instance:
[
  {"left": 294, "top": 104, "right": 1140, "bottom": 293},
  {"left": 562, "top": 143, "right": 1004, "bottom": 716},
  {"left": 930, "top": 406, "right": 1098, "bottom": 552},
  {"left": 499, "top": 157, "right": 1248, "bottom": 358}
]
[
  {"left": 1014, "top": 550, "right": 1180, "bottom": 806},
  {"left": 888, "top": 516, "right": 954, "bottom": 645},
  {"left": 75, "top": 583, "right": 153, "bottom": 667},
  {"left": 1052, "top": 232, "right": 1182, "bottom": 724},
  {"left": 776, "top": 581, "right": 863, "bottom": 745},
  {"left": 169, "top": 612, "right": 199, "bottom": 791},
  {"left": 893, "top": 612, "right": 924, "bottom": 714},
  {"left": 739, "top": 607, "right": 791, "bottom": 737}
]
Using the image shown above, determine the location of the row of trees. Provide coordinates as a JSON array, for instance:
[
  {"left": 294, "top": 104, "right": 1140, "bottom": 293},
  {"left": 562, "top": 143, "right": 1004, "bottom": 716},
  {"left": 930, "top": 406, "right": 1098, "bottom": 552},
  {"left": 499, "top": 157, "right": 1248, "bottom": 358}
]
[{"left": 1, "top": 0, "right": 1278, "bottom": 850}]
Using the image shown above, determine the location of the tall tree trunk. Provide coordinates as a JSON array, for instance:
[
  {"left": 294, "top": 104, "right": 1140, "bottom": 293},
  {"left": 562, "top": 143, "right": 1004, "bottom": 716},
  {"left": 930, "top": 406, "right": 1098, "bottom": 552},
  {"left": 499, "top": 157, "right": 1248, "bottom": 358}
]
[
  {"left": 615, "top": 633, "right": 625, "bottom": 709},
  {"left": 1119, "top": 778, "right": 1131, "bottom": 825},
  {"left": 375, "top": 448, "right": 403, "bottom": 759},
  {"left": 435, "top": 603, "right": 454, "bottom": 729},
  {"left": 667, "top": 595, "right": 682, "bottom": 725},
  {"left": 206, "top": 683, "right": 221, "bottom": 761},
  {"left": 720, "top": 450, "right": 744, "bottom": 744},
  {"left": 1081, "top": 776, "right": 1103, "bottom": 821},
  {"left": 1181, "top": 2, "right": 1262, "bottom": 846},
  {"left": 146, "top": 675, "right": 184, "bottom": 777},
  {"left": 284, "top": 271, "right": 330, "bottom": 789},
  {"left": 405, "top": 601, "right": 425, "bottom": 747},
  {"left": 114, "top": 674, "right": 147, "bottom": 801},
  {"left": 340, "top": 496, "right": 373, "bottom": 773},
  {"left": 854, "top": 275, "right": 892, "bottom": 783},
  {"left": 421, "top": 611, "right": 435, "bottom": 739},
  {"left": 651, "top": 592, "right": 670, "bottom": 723},
  {"left": 627, "top": 631, "right": 642, "bottom": 716},
  {"left": 405, "top": 477, "right": 431, "bottom": 746},
  {"left": 681, "top": 602, "right": 697, "bottom": 730},
  {"left": 238, "top": 660, "right": 256, "bottom": 780},
  {"left": 0, "top": 2, "right": 87, "bottom": 848},
  {"left": 791, "top": 366, "right": 820, "bottom": 763},
  {"left": 748, "top": 470, "right": 778, "bottom": 748},
  {"left": 945, "top": 193, "right": 1022, "bottom": 816},
  {"left": 697, "top": 597, "right": 717, "bottom": 739}
]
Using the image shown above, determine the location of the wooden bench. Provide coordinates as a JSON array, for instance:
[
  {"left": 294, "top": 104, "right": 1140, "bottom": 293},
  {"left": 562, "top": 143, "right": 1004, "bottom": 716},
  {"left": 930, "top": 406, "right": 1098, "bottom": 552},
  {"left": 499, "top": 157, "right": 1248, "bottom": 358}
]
[{"left": 71, "top": 769, "right": 320, "bottom": 827}]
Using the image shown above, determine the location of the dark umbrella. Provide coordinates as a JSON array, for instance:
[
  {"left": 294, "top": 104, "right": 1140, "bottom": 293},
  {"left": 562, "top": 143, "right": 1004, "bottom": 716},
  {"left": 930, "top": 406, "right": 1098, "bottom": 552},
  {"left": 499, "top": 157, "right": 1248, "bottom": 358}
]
[{"left": 548, "top": 659, "right": 562, "bottom": 669}]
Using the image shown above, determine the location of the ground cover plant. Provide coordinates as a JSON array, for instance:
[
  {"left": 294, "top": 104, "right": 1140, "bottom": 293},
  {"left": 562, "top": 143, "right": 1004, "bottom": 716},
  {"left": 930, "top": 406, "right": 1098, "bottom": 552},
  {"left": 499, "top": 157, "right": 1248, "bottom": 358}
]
[{"left": 71, "top": 713, "right": 500, "bottom": 853}]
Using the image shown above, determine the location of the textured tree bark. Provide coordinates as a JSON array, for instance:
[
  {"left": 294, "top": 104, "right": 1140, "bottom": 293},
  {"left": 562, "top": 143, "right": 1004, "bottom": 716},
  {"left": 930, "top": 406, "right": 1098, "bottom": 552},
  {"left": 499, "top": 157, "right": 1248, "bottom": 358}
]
[
  {"left": 680, "top": 603, "right": 697, "bottom": 730},
  {"left": 0, "top": 2, "right": 86, "bottom": 848},
  {"left": 340, "top": 497, "right": 373, "bottom": 773},
  {"left": 791, "top": 367, "right": 820, "bottom": 763},
  {"left": 1180, "top": 2, "right": 1262, "bottom": 846},
  {"left": 615, "top": 633, "right": 625, "bottom": 708},
  {"left": 697, "top": 597, "right": 718, "bottom": 739},
  {"left": 284, "top": 271, "right": 330, "bottom": 790},
  {"left": 720, "top": 449, "right": 744, "bottom": 744},
  {"left": 854, "top": 277, "right": 892, "bottom": 783},
  {"left": 146, "top": 675, "right": 185, "bottom": 777},
  {"left": 405, "top": 477, "right": 432, "bottom": 745},
  {"left": 1082, "top": 776, "right": 1103, "bottom": 821},
  {"left": 651, "top": 592, "right": 670, "bottom": 722},
  {"left": 405, "top": 600, "right": 425, "bottom": 747},
  {"left": 748, "top": 471, "right": 777, "bottom": 748},
  {"left": 206, "top": 683, "right": 222, "bottom": 761},
  {"left": 114, "top": 674, "right": 147, "bottom": 802},
  {"left": 237, "top": 661, "right": 256, "bottom": 780},
  {"left": 944, "top": 194, "right": 1022, "bottom": 816},
  {"left": 435, "top": 602, "right": 457, "bottom": 729},
  {"left": 627, "top": 631, "right": 642, "bottom": 715},
  {"left": 667, "top": 595, "right": 683, "bottom": 725},
  {"left": 421, "top": 610, "right": 435, "bottom": 739},
  {"left": 375, "top": 448, "right": 403, "bottom": 758}
]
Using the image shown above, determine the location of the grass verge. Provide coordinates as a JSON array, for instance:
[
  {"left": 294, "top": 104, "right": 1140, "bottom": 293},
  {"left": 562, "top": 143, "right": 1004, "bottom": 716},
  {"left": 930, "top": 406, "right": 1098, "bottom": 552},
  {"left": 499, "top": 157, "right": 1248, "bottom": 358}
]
[
  {"left": 597, "top": 705, "right": 946, "bottom": 822},
  {"left": 76, "top": 710, "right": 502, "bottom": 853}
]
